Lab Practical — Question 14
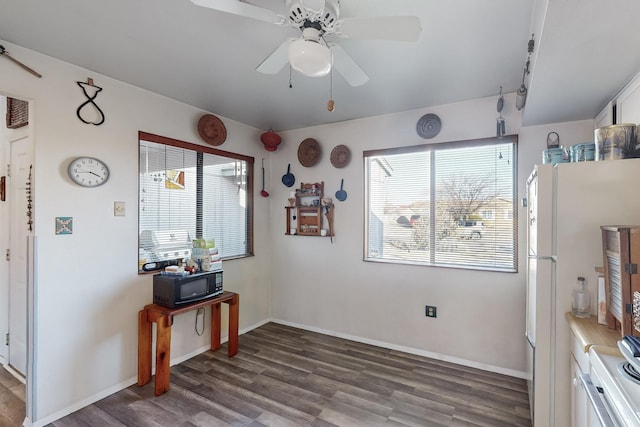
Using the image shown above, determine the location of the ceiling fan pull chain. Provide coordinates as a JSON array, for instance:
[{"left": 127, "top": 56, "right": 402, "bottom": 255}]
[
  {"left": 327, "top": 66, "right": 335, "bottom": 111},
  {"left": 289, "top": 64, "right": 293, "bottom": 88}
]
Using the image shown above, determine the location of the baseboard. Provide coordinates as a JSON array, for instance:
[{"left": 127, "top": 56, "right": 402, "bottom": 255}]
[
  {"left": 31, "top": 317, "right": 270, "bottom": 427},
  {"left": 31, "top": 377, "right": 138, "bottom": 427},
  {"left": 2, "top": 364, "right": 26, "bottom": 384},
  {"left": 31, "top": 315, "right": 525, "bottom": 426},
  {"left": 169, "top": 317, "right": 270, "bottom": 367},
  {"left": 269, "top": 318, "right": 528, "bottom": 379}
]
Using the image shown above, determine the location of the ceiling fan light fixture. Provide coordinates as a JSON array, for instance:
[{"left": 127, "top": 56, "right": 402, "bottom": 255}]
[{"left": 288, "top": 28, "right": 332, "bottom": 77}]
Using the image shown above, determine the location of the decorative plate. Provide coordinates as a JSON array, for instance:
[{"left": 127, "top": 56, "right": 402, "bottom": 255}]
[
  {"left": 416, "top": 113, "right": 441, "bottom": 139},
  {"left": 197, "top": 114, "right": 227, "bottom": 146},
  {"left": 298, "top": 138, "right": 321, "bottom": 167},
  {"left": 330, "top": 144, "right": 351, "bottom": 168}
]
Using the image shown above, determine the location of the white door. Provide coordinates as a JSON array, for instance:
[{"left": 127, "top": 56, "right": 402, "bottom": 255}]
[{"left": 8, "top": 133, "right": 31, "bottom": 376}]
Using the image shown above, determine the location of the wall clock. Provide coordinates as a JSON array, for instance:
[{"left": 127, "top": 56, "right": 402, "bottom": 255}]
[{"left": 67, "top": 157, "right": 110, "bottom": 187}]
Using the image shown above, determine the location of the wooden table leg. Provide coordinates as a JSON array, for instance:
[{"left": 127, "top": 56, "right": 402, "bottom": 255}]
[
  {"left": 137, "top": 309, "right": 152, "bottom": 386},
  {"left": 210, "top": 302, "right": 222, "bottom": 351},
  {"left": 228, "top": 294, "right": 239, "bottom": 357},
  {"left": 154, "top": 314, "right": 172, "bottom": 396}
]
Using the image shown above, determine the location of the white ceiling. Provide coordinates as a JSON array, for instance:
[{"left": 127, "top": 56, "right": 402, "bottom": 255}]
[{"left": 1, "top": 0, "right": 639, "bottom": 132}]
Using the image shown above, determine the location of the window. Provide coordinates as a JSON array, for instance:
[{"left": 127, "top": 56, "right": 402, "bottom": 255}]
[
  {"left": 138, "top": 132, "right": 253, "bottom": 271},
  {"left": 364, "top": 136, "right": 517, "bottom": 272}
]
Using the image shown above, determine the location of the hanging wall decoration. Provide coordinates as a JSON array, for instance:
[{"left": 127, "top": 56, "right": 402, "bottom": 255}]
[
  {"left": 197, "top": 114, "right": 227, "bottom": 146},
  {"left": 6, "top": 97, "right": 29, "bottom": 129},
  {"left": 55, "top": 217, "right": 73, "bottom": 235},
  {"left": 76, "top": 78, "right": 105, "bottom": 126},
  {"left": 260, "top": 129, "right": 282, "bottom": 151},
  {"left": 26, "top": 165, "right": 33, "bottom": 231},
  {"left": 496, "top": 86, "right": 506, "bottom": 139},
  {"left": 516, "top": 35, "right": 535, "bottom": 111},
  {"left": 298, "top": 138, "right": 321, "bottom": 167},
  {"left": 330, "top": 144, "right": 351, "bottom": 168},
  {"left": 416, "top": 113, "right": 441, "bottom": 139}
]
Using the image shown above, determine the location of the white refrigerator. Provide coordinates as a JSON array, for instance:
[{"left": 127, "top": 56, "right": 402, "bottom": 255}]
[{"left": 526, "top": 158, "right": 640, "bottom": 427}]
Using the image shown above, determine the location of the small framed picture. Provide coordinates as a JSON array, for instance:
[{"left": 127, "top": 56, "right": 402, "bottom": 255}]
[{"left": 55, "top": 217, "right": 73, "bottom": 235}]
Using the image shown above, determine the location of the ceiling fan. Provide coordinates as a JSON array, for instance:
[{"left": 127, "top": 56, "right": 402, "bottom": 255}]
[{"left": 190, "top": 0, "right": 421, "bottom": 86}]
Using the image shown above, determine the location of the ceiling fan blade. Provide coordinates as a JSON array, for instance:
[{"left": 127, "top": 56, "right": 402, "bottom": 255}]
[
  {"left": 330, "top": 44, "right": 368, "bottom": 87},
  {"left": 299, "top": 0, "right": 325, "bottom": 14},
  {"left": 190, "top": 0, "right": 281, "bottom": 24},
  {"left": 338, "top": 16, "right": 422, "bottom": 42},
  {"left": 256, "top": 38, "right": 295, "bottom": 74}
]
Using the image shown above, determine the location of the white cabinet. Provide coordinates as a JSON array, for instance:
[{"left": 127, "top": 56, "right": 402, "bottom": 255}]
[
  {"left": 615, "top": 71, "right": 640, "bottom": 124},
  {"left": 594, "top": 102, "right": 614, "bottom": 128},
  {"left": 570, "top": 330, "right": 591, "bottom": 427},
  {"left": 567, "top": 315, "right": 622, "bottom": 427},
  {"left": 571, "top": 355, "right": 589, "bottom": 427}
]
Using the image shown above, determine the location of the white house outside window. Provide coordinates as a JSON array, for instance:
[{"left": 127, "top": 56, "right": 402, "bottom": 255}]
[{"left": 364, "top": 136, "right": 517, "bottom": 272}]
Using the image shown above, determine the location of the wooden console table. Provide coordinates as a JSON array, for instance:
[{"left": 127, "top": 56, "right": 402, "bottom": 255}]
[{"left": 137, "top": 291, "right": 239, "bottom": 396}]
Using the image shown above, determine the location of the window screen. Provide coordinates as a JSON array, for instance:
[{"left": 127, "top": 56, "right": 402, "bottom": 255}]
[{"left": 364, "top": 136, "right": 517, "bottom": 272}]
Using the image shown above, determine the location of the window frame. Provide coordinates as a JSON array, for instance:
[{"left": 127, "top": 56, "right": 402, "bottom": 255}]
[
  {"left": 363, "top": 135, "right": 518, "bottom": 272},
  {"left": 138, "top": 131, "right": 254, "bottom": 272}
]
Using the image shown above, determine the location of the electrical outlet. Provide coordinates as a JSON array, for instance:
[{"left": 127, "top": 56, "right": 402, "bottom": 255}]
[{"left": 425, "top": 305, "right": 437, "bottom": 318}]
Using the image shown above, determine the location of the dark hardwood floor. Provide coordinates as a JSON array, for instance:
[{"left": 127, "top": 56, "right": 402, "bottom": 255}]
[{"left": 44, "top": 322, "right": 530, "bottom": 426}]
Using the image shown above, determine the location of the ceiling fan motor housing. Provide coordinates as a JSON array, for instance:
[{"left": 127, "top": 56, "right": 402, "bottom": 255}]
[{"left": 286, "top": 0, "right": 339, "bottom": 32}]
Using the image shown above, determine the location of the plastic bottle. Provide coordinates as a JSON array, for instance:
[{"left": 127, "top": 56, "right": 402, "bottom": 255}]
[{"left": 572, "top": 276, "right": 591, "bottom": 318}]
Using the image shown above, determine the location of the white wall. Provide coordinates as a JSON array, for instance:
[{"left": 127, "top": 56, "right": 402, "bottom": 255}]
[
  {"left": 0, "top": 41, "right": 272, "bottom": 424},
  {"left": 268, "top": 95, "right": 594, "bottom": 375}
]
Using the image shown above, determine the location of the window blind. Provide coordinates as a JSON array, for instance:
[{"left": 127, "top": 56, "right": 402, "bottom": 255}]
[
  {"left": 138, "top": 132, "right": 253, "bottom": 269},
  {"left": 364, "top": 136, "right": 517, "bottom": 272}
]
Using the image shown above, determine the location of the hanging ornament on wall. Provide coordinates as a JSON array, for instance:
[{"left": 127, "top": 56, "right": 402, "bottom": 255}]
[
  {"left": 416, "top": 113, "right": 441, "bottom": 139},
  {"left": 76, "top": 78, "right": 105, "bottom": 125},
  {"left": 260, "top": 129, "right": 282, "bottom": 151},
  {"left": 197, "top": 114, "right": 227, "bottom": 146},
  {"left": 496, "top": 86, "right": 506, "bottom": 139},
  {"left": 516, "top": 34, "right": 535, "bottom": 111},
  {"left": 26, "top": 165, "right": 33, "bottom": 232}
]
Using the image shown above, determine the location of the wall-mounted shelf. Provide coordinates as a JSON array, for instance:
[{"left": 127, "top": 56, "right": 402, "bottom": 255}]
[{"left": 285, "top": 182, "right": 334, "bottom": 238}]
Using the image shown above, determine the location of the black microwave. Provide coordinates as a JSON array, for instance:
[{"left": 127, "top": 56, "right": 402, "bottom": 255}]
[{"left": 153, "top": 270, "right": 223, "bottom": 308}]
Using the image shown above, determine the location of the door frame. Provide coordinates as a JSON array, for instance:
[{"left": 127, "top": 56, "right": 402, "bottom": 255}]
[{"left": 1, "top": 93, "right": 36, "bottom": 426}]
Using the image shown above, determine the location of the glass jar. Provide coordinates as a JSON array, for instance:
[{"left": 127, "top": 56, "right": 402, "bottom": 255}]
[{"left": 572, "top": 276, "right": 591, "bottom": 318}]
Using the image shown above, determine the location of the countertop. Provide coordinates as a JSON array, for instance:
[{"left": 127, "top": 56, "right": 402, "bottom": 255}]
[{"left": 566, "top": 312, "right": 621, "bottom": 353}]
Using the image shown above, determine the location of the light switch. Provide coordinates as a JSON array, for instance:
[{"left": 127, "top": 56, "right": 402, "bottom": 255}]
[{"left": 114, "top": 201, "right": 125, "bottom": 216}]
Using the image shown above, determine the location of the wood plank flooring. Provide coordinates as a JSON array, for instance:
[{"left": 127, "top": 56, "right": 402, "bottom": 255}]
[
  {"left": 45, "top": 322, "right": 530, "bottom": 426},
  {"left": 0, "top": 367, "right": 25, "bottom": 427}
]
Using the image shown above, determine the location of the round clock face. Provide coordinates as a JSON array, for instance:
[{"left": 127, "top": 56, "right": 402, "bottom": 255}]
[{"left": 68, "top": 157, "right": 110, "bottom": 187}]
